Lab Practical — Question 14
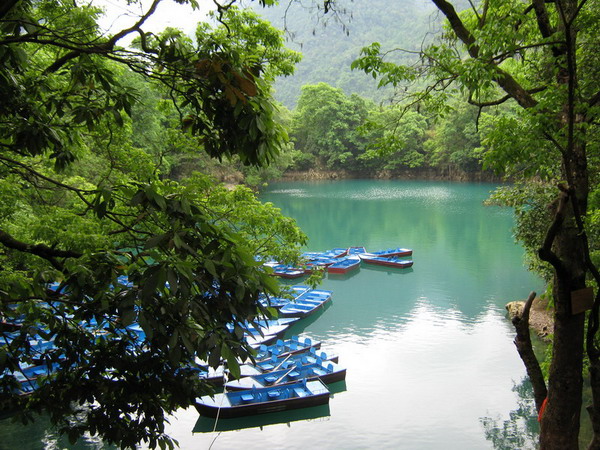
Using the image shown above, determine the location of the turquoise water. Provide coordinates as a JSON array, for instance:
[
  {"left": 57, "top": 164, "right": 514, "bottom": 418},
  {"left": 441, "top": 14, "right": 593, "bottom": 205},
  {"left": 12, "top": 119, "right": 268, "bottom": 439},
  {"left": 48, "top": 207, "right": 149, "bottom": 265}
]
[{"left": 0, "top": 180, "right": 544, "bottom": 449}]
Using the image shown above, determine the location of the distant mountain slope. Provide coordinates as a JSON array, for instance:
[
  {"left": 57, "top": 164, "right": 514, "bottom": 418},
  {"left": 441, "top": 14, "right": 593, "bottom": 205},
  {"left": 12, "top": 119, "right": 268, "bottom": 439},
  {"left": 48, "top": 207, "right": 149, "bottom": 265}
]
[{"left": 252, "top": 0, "right": 443, "bottom": 108}]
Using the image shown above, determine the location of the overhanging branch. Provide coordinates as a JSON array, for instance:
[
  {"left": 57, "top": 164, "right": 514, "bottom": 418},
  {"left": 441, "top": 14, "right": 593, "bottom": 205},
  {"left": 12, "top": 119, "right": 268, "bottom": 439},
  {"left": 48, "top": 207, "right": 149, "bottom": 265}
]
[
  {"left": 431, "top": 0, "right": 539, "bottom": 109},
  {"left": 43, "top": 0, "right": 163, "bottom": 74},
  {"left": 0, "top": 229, "right": 81, "bottom": 270}
]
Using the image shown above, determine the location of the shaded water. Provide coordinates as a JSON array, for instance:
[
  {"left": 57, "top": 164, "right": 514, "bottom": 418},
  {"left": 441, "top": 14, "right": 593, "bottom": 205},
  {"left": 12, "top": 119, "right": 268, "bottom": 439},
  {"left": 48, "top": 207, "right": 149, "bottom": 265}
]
[{"left": 0, "top": 180, "right": 544, "bottom": 449}]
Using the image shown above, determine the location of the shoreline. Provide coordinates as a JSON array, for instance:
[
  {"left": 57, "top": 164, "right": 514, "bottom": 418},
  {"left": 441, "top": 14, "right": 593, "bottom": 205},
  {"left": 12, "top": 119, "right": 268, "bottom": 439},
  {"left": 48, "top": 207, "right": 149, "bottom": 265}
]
[
  {"left": 506, "top": 296, "right": 553, "bottom": 341},
  {"left": 280, "top": 168, "right": 504, "bottom": 183}
]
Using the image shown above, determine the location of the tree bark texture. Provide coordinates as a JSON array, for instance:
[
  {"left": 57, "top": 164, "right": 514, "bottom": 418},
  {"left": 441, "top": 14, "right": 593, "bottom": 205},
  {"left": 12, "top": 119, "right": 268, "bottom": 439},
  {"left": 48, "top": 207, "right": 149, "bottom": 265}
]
[
  {"left": 540, "top": 281, "right": 586, "bottom": 449},
  {"left": 587, "top": 360, "right": 600, "bottom": 450}
]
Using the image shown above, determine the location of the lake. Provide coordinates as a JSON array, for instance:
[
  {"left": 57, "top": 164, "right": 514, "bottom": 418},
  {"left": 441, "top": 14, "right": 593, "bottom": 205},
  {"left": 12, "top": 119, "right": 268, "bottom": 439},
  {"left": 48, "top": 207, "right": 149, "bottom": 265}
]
[{"left": 0, "top": 180, "right": 544, "bottom": 449}]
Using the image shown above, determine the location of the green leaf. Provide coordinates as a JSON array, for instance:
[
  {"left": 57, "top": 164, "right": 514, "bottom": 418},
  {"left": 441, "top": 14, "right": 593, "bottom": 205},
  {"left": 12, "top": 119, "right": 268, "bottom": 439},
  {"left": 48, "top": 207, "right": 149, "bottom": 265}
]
[
  {"left": 208, "top": 345, "right": 221, "bottom": 368},
  {"left": 204, "top": 260, "right": 217, "bottom": 277}
]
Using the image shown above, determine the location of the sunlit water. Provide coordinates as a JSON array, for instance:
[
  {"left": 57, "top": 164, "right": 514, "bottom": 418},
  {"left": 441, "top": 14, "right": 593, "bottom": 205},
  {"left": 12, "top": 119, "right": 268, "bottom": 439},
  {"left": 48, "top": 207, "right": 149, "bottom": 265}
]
[{"left": 1, "top": 180, "right": 544, "bottom": 449}]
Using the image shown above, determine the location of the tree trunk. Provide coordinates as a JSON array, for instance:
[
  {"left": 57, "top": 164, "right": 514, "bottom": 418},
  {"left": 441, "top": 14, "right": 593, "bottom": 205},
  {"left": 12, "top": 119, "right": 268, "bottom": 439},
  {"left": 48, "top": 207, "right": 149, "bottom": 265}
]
[
  {"left": 539, "top": 281, "right": 585, "bottom": 448},
  {"left": 587, "top": 359, "right": 600, "bottom": 449},
  {"left": 537, "top": 1, "right": 590, "bottom": 445}
]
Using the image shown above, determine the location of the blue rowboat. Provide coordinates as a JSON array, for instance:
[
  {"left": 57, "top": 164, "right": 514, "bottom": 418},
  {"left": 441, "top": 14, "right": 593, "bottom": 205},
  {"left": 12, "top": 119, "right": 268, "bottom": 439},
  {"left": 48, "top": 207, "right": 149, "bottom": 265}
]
[
  {"left": 347, "top": 246, "right": 367, "bottom": 255},
  {"left": 360, "top": 255, "right": 414, "bottom": 269},
  {"left": 252, "top": 336, "right": 321, "bottom": 359},
  {"left": 368, "top": 247, "right": 413, "bottom": 257},
  {"left": 224, "top": 359, "right": 346, "bottom": 391},
  {"left": 240, "top": 347, "right": 339, "bottom": 377},
  {"left": 327, "top": 257, "right": 361, "bottom": 274},
  {"left": 194, "top": 379, "right": 330, "bottom": 418},
  {"left": 278, "top": 291, "right": 332, "bottom": 319}
]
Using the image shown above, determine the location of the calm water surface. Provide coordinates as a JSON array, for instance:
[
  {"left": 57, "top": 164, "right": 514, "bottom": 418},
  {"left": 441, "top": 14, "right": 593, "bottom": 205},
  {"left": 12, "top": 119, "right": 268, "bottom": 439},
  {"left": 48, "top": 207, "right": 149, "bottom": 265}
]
[{"left": 1, "top": 180, "right": 544, "bottom": 449}]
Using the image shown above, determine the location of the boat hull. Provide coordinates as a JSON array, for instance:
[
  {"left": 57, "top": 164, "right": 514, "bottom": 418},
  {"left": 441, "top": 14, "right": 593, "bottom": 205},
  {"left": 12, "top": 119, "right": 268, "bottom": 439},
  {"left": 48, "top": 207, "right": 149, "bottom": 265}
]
[
  {"left": 362, "top": 257, "right": 414, "bottom": 268},
  {"left": 327, "top": 259, "right": 360, "bottom": 274},
  {"left": 375, "top": 248, "right": 412, "bottom": 257},
  {"left": 194, "top": 380, "right": 330, "bottom": 418}
]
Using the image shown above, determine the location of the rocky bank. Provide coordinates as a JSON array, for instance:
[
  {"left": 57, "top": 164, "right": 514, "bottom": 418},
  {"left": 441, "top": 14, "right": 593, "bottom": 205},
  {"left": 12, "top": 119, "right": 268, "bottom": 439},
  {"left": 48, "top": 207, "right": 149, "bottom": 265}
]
[{"left": 506, "top": 296, "right": 554, "bottom": 341}]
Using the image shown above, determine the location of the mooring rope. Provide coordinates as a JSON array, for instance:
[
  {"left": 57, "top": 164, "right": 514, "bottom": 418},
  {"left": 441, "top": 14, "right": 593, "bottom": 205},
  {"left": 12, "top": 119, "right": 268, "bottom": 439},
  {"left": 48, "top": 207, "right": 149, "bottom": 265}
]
[{"left": 208, "top": 370, "right": 229, "bottom": 449}]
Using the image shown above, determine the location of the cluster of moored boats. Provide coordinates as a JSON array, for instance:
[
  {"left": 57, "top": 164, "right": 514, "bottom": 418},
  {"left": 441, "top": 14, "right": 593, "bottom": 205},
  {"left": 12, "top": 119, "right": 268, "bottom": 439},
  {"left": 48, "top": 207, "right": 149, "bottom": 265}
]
[
  {"left": 193, "top": 282, "right": 347, "bottom": 419},
  {"left": 194, "top": 335, "right": 344, "bottom": 418},
  {"left": 266, "top": 246, "right": 414, "bottom": 278},
  {"left": 1, "top": 284, "right": 333, "bottom": 400},
  {"left": 2, "top": 245, "right": 413, "bottom": 422}
]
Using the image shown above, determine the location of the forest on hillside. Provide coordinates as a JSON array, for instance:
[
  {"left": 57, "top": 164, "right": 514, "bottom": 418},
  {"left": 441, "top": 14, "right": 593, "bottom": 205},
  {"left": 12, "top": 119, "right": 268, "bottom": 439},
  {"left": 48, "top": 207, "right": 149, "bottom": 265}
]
[
  {"left": 252, "top": 0, "right": 439, "bottom": 107},
  {"left": 227, "top": 0, "right": 497, "bottom": 185}
]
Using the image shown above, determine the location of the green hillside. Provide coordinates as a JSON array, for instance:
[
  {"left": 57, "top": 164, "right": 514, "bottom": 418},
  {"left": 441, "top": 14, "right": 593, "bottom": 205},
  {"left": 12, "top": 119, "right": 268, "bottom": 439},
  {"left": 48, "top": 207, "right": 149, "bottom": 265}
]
[{"left": 253, "top": 0, "right": 441, "bottom": 107}]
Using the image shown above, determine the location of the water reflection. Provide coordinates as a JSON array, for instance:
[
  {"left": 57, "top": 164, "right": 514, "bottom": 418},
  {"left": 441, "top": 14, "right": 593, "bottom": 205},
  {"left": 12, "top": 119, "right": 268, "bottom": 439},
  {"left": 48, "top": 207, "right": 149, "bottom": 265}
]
[
  {"left": 480, "top": 378, "right": 539, "bottom": 450},
  {"left": 0, "top": 413, "right": 113, "bottom": 449},
  {"left": 193, "top": 404, "right": 332, "bottom": 433},
  {"left": 359, "top": 265, "right": 414, "bottom": 276},
  {"left": 326, "top": 268, "right": 362, "bottom": 281}
]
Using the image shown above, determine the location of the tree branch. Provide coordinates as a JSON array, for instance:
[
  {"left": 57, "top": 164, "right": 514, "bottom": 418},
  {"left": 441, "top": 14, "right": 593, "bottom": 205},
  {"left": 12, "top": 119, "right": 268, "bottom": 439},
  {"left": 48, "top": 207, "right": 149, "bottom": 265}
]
[
  {"left": 468, "top": 86, "right": 546, "bottom": 108},
  {"left": 531, "top": 0, "right": 556, "bottom": 39},
  {"left": 587, "top": 89, "right": 600, "bottom": 108},
  {"left": 44, "top": 0, "right": 163, "bottom": 74},
  {"left": 431, "top": 0, "right": 539, "bottom": 109},
  {"left": 431, "top": 0, "right": 479, "bottom": 57},
  {"left": 0, "top": 229, "right": 81, "bottom": 270},
  {"left": 512, "top": 291, "right": 548, "bottom": 411},
  {"left": 492, "top": 68, "right": 539, "bottom": 109},
  {"left": 0, "top": 155, "right": 147, "bottom": 237},
  {"left": 537, "top": 188, "right": 569, "bottom": 277},
  {"left": 0, "top": 0, "right": 19, "bottom": 21}
]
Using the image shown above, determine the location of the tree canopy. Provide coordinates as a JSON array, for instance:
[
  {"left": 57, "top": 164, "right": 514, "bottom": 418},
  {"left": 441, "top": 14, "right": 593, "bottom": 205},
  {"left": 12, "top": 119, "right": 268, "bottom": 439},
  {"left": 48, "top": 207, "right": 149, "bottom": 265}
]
[{"left": 0, "top": 1, "right": 306, "bottom": 448}]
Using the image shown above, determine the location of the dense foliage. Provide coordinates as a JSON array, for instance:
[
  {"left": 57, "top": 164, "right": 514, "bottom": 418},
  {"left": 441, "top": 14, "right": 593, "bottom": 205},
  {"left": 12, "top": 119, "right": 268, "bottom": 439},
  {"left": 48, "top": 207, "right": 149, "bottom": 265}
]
[
  {"left": 0, "top": 1, "right": 307, "bottom": 448},
  {"left": 287, "top": 82, "right": 487, "bottom": 177}
]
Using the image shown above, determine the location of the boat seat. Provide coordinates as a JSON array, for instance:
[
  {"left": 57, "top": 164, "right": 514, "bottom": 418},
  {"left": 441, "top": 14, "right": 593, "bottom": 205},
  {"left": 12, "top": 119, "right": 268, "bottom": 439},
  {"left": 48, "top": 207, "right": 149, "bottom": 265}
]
[
  {"left": 288, "top": 371, "right": 300, "bottom": 380},
  {"left": 294, "top": 387, "right": 307, "bottom": 398},
  {"left": 312, "top": 367, "right": 327, "bottom": 376},
  {"left": 265, "top": 375, "right": 277, "bottom": 385},
  {"left": 267, "top": 390, "right": 281, "bottom": 400},
  {"left": 241, "top": 393, "right": 254, "bottom": 403}
]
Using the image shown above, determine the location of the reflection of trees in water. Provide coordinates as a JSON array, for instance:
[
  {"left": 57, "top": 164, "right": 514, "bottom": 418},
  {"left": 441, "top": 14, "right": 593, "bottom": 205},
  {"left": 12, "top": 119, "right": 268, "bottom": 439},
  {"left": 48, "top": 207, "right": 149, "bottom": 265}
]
[
  {"left": 480, "top": 378, "right": 539, "bottom": 450},
  {"left": 0, "top": 413, "right": 110, "bottom": 450}
]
